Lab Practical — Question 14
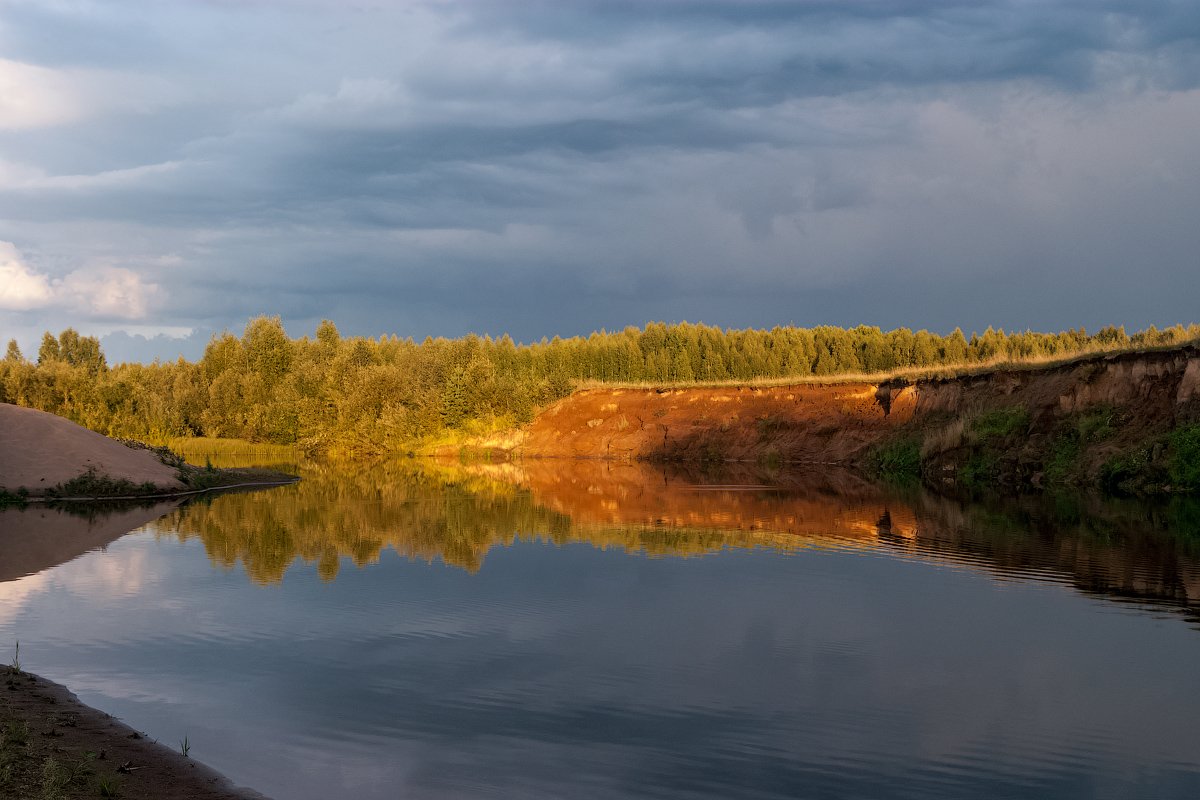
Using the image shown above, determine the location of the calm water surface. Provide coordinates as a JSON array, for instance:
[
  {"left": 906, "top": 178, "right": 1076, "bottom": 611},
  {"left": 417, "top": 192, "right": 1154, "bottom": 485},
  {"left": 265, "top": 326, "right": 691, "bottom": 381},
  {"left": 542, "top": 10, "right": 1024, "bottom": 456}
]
[{"left": 2, "top": 459, "right": 1199, "bottom": 799}]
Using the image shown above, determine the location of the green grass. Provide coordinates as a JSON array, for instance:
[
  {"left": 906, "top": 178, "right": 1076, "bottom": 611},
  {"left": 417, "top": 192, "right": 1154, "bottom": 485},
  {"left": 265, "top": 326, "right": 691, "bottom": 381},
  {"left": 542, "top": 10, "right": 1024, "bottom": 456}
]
[
  {"left": 1098, "top": 449, "right": 1150, "bottom": 493},
  {"left": 3, "top": 720, "right": 29, "bottom": 748},
  {"left": 958, "top": 452, "right": 1000, "bottom": 490},
  {"left": 96, "top": 773, "right": 122, "bottom": 798},
  {"left": 0, "top": 719, "right": 26, "bottom": 794},
  {"left": 870, "top": 439, "right": 922, "bottom": 483},
  {"left": 971, "top": 406, "right": 1031, "bottom": 439},
  {"left": 176, "top": 460, "right": 223, "bottom": 490},
  {"left": 44, "top": 468, "right": 158, "bottom": 499},
  {"left": 39, "top": 756, "right": 70, "bottom": 800},
  {"left": 38, "top": 753, "right": 96, "bottom": 800},
  {"left": 1044, "top": 435, "right": 1081, "bottom": 487},
  {"left": 1045, "top": 407, "right": 1123, "bottom": 488},
  {"left": 150, "top": 437, "right": 299, "bottom": 466},
  {"left": 1077, "top": 406, "right": 1118, "bottom": 442},
  {"left": 1168, "top": 424, "right": 1200, "bottom": 491},
  {"left": 1, "top": 672, "right": 121, "bottom": 800}
]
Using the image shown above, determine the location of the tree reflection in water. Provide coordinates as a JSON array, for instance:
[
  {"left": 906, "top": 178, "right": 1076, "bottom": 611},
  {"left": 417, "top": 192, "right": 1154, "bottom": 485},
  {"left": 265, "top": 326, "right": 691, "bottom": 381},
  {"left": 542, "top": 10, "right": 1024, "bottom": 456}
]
[{"left": 139, "top": 459, "right": 1200, "bottom": 621}]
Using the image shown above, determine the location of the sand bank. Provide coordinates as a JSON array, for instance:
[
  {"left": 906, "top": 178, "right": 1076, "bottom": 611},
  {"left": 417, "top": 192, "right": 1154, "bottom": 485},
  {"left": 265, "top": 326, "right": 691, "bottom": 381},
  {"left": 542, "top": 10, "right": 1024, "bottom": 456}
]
[{"left": 0, "top": 404, "right": 184, "bottom": 495}]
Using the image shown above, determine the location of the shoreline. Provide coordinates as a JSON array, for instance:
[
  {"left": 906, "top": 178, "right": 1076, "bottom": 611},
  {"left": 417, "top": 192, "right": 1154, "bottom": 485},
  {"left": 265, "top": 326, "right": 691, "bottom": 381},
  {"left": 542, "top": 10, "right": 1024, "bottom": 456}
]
[
  {"left": 1, "top": 666, "right": 268, "bottom": 799},
  {"left": 18, "top": 475, "right": 300, "bottom": 504}
]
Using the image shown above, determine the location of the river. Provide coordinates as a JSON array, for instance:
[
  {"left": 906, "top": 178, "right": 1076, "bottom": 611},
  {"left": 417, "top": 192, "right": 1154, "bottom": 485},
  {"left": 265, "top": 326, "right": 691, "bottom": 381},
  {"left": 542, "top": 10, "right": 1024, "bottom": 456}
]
[{"left": 2, "top": 458, "right": 1199, "bottom": 799}]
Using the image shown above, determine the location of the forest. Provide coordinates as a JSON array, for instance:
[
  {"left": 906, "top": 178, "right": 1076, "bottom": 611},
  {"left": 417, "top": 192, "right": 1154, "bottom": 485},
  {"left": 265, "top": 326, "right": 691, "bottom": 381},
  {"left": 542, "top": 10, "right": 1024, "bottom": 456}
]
[{"left": 2, "top": 318, "right": 1196, "bottom": 456}]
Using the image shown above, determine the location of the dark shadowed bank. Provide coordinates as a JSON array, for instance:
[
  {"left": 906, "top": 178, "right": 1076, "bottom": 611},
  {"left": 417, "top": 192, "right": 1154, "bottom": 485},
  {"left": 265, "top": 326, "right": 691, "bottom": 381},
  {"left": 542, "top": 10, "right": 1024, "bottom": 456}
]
[{"left": 1, "top": 665, "right": 269, "bottom": 799}]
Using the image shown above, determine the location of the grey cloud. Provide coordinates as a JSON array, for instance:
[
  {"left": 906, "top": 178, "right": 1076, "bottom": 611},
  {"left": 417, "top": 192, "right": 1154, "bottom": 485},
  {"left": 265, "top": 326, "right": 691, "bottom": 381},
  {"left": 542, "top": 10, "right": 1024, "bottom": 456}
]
[{"left": 2, "top": 0, "right": 1200, "bottom": 358}]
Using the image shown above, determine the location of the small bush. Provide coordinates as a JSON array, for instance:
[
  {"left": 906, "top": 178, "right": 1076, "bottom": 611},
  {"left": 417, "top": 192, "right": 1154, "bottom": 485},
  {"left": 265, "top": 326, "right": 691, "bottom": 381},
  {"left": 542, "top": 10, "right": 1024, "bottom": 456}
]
[
  {"left": 96, "top": 773, "right": 122, "bottom": 798},
  {"left": 870, "top": 439, "right": 922, "bottom": 482},
  {"left": 1044, "top": 408, "right": 1121, "bottom": 488},
  {"left": 971, "top": 406, "right": 1031, "bottom": 439},
  {"left": 3, "top": 720, "right": 29, "bottom": 748},
  {"left": 921, "top": 418, "right": 965, "bottom": 458},
  {"left": 1168, "top": 424, "right": 1200, "bottom": 491},
  {"left": 1077, "top": 406, "right": 1118, "bottom": 442},
  {"left": 959, "top": 452, "right": 999, "bottom": 490},
  {"left": 1098, "top": 451, "right": 1146, "bottom": 494},
  {"left": 45, "top": 468, "right": 147, "bottom": 499},
  {"left": 40, "top": 756, "right": 70, "bottom": 800},
  {"left": 1044, "top": 434, "right": 1081, "bottom": 487},
  {"left": 115, "top": 439, "right": 187, "bottom": 470}
]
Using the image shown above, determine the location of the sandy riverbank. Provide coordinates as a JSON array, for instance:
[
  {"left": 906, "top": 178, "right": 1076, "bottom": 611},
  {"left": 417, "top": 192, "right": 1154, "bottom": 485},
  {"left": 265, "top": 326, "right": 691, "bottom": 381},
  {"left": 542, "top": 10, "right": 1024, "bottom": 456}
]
[
  {"left": 0, "top": 403, "right": 298, "bottom": 502},
  {"left": 0, "top": 404, "right": 185, "bottom": 495}
]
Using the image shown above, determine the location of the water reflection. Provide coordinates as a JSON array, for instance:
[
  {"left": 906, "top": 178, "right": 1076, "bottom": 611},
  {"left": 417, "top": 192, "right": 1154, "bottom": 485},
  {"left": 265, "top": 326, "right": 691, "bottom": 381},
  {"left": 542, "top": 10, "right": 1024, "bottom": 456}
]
[
  {"left": 130, "top": 458, "right": 1200, "bottom": 618},
  {"left": 0, "top": 500, "right": 180, "bottom": 582},
  {"left": 5, "top": 459, "right": 1200, "bottom": 799}
]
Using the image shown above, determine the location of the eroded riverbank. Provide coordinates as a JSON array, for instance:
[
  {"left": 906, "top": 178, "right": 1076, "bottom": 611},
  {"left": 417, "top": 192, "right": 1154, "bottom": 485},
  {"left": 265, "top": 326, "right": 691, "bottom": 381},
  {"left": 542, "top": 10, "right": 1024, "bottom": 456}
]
[{"left": 467, "top": 344, "right": 1200, "bottom": 494}]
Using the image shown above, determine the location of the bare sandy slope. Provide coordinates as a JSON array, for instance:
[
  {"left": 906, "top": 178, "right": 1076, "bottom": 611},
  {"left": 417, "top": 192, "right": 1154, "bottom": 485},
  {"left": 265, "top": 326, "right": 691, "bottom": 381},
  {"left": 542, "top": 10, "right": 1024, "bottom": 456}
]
[{"left": 0, "top": 403, "right": 185, "bottom": 495}]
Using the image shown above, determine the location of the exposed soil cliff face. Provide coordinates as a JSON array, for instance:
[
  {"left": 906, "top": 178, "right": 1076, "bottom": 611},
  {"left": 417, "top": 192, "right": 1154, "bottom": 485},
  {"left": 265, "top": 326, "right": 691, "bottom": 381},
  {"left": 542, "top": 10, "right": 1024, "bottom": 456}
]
[
  {"left": 519, "top": 381, "right": 916, "bottom": 464},
  {"left": 508, "top": 345, "right": 1200, "bottom": 493}
]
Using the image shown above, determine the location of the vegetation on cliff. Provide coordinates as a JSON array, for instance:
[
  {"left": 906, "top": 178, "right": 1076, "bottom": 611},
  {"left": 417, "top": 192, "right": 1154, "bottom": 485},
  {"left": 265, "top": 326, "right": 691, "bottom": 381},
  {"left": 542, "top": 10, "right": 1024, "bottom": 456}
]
[
  {"left": 873, "top": 405, "right": 1200, "bottom": 496},
  {"left": 3, "top": 318, "right": 1196, "bottom": 457}
]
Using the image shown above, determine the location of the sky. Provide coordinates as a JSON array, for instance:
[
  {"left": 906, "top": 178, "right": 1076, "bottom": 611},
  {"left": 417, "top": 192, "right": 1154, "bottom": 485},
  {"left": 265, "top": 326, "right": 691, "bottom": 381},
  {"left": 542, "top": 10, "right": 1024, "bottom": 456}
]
[{"left": 1, "top": 0, "right": 1199, "bottom": 363}]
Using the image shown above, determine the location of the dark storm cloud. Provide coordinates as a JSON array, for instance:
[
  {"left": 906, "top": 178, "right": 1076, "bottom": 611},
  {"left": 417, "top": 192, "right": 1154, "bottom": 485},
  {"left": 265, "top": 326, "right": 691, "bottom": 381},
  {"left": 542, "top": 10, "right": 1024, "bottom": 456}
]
[
  {"left": 464, "top": 0, "right": 1200, "bottom": 91},
  {"left": 1, "top": 0, "right": 1200, "bottom": 359}
]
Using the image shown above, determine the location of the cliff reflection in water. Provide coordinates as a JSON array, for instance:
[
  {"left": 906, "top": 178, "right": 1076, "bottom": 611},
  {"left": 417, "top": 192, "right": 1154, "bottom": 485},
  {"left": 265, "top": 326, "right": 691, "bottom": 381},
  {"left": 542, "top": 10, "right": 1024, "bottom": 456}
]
[{"left": 150, "top": 459, "right": 1200, "bottom": 613}]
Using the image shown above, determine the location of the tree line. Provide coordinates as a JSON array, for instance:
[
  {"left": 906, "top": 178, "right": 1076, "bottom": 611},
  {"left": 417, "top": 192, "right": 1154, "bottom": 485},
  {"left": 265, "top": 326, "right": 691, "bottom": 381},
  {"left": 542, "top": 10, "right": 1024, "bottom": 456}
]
[{"left": 2, "top": 318, "right": 1196, "bottom": 456}]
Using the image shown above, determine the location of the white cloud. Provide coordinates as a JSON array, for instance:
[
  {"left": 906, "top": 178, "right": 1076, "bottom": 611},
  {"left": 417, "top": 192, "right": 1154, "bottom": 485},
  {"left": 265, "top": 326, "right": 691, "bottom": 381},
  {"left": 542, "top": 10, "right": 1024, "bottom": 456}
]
[
  {"left": 0, "top": 158, "right": 184, "bottom": 192},
  {"left": 62, "top": 266, "right": 160, "bottom": 319},
  {"left": 0, "top": 57, "right": 177, "bottom": 131},
  {"left": 0, "top": 58, "right": 87, "bottom": 130},
  {"left": 0, "top": 572, "right": 50, "bottom": 628},
  {"left": 0, "top": 241, "right": 54, "bottom": 310},
  {"left": 0, "top": 241, "right": 161, "bottom": 319},
  {"left": 0, "top": 158, "right": 45, "bottom": 188}
]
